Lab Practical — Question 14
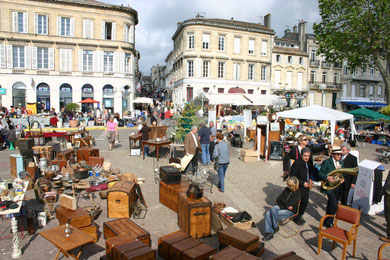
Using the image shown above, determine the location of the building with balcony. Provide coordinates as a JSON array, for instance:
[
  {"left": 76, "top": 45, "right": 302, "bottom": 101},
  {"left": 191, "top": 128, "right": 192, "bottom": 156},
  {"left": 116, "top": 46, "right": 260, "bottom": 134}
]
[
  {"left": 150, "top": 64, "right": 166, "bottom": 100},
  {"left": 340, "top": 62, "right": 386, "bottom": 110},
  {"left": 168, "top": 14, "right": 274, "bottom": 106},
  {"left": 0, "top": 0, "right": 139, "bottom": 114}
]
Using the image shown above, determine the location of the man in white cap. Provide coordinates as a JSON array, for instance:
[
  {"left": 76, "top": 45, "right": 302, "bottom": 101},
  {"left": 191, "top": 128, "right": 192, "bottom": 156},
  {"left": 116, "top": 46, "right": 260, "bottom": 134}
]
[{"left": 319, "top": 146, "right": 344, "bottom": 228}]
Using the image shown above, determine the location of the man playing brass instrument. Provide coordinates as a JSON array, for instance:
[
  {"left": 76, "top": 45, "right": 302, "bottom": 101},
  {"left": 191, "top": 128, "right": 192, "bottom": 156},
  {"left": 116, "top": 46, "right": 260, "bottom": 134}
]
[
  {"left": 340, "top": 143, "right": 358, "bottom": 206},
  {"left": 319, "top": 146, "right": 345, "bottom": 228}
]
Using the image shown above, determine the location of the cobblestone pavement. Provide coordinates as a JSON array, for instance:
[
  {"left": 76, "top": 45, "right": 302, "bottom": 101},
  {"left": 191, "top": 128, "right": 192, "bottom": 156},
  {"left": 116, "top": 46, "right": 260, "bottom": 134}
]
[{"left": 0, "top": 129, "right": 389, "bottom": 259}]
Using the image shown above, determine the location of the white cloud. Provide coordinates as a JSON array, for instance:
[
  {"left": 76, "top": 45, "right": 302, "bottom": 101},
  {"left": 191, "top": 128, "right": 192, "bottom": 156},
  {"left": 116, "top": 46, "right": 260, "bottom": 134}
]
[{"left": 101, "top": 0, "right": 320, "bottom": 74}]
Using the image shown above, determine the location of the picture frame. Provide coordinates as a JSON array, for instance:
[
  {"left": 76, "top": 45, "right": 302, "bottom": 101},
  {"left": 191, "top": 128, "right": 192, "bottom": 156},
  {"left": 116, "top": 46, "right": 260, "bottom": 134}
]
[
  {"left": 269, "top": 141, "right": 283, "bottom": 160},
  {"left": 270, "top": 122, "right": 280, "bottom": 131}
]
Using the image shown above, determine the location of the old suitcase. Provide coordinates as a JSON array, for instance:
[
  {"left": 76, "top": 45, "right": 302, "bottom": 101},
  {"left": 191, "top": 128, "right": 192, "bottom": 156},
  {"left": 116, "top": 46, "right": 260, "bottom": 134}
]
[
  {"left": 77, "top": 147, "right": 99, "bottom": 163},
  {"left": 182, "top": 243, "right": 217, "bottom": 260},
  {"left": 57, "top": 149, "right": 75, "bottom": 161},
  {"left": 177, "top": 192, "right": 211, "bottom": 239},
  {"left": 79, "top": 222, "right": 98, "bottom": 242},
  {"left": 159, "top": 181, "right": 190, "bottom": 212},
  {"left": 218, "top": 227, "right": 260, "bottom": 254},
  {"left": 107, "top": 181, "right": 137, "bottom": 218},
  {"left": 17, "top": 138, "right": 34, "bottom": 150},
  {"left": 55, "top": 206, "right": 91, "bottom": 228},
  {"left": 112, "top": 239, "right": 146, "bottom": 260},
  {"left": 106, "top": 234, "right": 137, "bottom": 257},
  {"left": 159, "top": 166, "right": 182, "bottom": 184},
  {"left": 158, "top": 230, "right": 190, "bottom": 259},
  {"left": 169, "top": 237, "right": 202, "bottom": 260},
  {"left": 87, "top": 156, "right": 104, "bottom": 167},
  {"left": 103, "top": 218, "right": 151, "bottom": 246},
  {"left": 121, "top": 246, "right": 155, "bottom": 260},
  {"left": 210, "top": 246, "right": 258, "bottom": 260}
]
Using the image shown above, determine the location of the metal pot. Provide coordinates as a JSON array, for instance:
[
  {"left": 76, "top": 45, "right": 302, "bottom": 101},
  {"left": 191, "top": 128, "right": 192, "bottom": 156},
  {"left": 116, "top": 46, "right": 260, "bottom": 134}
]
[{"left": 74, "top": 168, "right": 89, "bottom": 179}]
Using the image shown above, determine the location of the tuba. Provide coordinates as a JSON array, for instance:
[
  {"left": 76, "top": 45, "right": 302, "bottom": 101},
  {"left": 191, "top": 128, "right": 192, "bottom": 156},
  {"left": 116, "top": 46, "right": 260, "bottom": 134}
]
[{"left": 321, "top": 167, "right": 359, "bottom": 191}]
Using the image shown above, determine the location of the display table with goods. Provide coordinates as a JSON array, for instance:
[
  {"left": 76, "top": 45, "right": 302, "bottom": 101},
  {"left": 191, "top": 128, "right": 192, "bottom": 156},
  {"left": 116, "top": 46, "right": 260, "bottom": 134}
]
[{"left": 142, "top": 139, "right": 172, "bottom": 161}]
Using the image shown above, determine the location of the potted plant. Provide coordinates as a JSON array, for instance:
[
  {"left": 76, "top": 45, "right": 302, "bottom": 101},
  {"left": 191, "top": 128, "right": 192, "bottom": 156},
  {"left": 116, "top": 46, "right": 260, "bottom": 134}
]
[{"left": 65, "top": 103, "right": 80, "bottom": 128}]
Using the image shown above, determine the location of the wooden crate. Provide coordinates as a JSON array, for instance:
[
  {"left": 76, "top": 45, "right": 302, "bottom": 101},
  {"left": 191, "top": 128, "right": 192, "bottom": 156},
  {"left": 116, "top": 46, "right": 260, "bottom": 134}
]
[
  {"left": 112, "top": 239, "right": 146, "bottom": 260},
  {"left": 177, "top": 193, "right": 211, "bottom": 239},
  {"left": 158, "top": 230, "right": 190, "bottom": 259},
  {"left": 79, "top": 222, "right": 98, "bottom": 242},
  {"left": 169, "top": 237, "right": 202, "bottom": 260},
  {"left": 107, "top": 181, "right": 136, "bottom": 219},
  {"left": 103, "top": 218, "right": 151, "bottom": 247},
  {"left": 55, "top": 206, "right": 91, "bottom": 228},
  {"left": 210, "top": 246, "right": 258, "bottom": 260},
  {"left": 106, "top": 234, "right": 137, "bottom": 258},
  {"left": 182, "top": 243, "right": 217, "bottom": 260},
  {"left": 121, "top": 244, "right": 155, "bottom": 260},
  {"left": 218, "top": 227, "right": 263, "bottom": 256},
  {"left": 77, "top": 147, "right": 99, "bottom": 163},
  {"left": 159, "top": 181, "right": 190, "bottom": 213}
]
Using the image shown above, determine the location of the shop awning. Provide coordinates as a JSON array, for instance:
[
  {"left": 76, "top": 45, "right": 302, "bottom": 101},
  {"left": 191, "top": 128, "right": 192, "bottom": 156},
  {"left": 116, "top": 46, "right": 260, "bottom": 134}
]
[
  {"left": 79, "top": 98, "right": 100, "bottom": 104},
  {"left": 133, "top": 97, "right": 154, "bottom": 104},
  {"left": 342, "top": 101, "right": 387, "bottom": 108},
  {"left": 204, "top": 93, "right": 252, "bottom": 105},
  {"left": 228, "top": 87, "right": 246, "bottom": 94},
  {"left": 347, "top": 107, "right": 390, "bottom": 120},
  {"left": 245, "top": 94, "right": 287, "bottom": 106}
]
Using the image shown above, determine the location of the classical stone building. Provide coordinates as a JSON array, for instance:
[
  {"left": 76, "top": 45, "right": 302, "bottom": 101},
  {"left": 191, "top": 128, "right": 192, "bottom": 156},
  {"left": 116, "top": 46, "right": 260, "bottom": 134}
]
[
  {"left": 169, "top": 15, "right": 274, "bottom": 106},
  {"left": 0, "top": 0, "right": 139, "bottom": 114}
]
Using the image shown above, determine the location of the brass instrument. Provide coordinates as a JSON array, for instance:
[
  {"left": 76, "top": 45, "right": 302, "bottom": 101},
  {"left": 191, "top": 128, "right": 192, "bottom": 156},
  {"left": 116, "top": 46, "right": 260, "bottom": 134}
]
[{"left": 321, "top": 167, "right": 359, "bottom": 191}]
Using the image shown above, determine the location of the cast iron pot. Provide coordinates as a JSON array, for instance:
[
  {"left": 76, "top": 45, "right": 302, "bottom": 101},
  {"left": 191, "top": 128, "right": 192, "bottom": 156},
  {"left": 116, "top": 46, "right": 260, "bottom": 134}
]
[{"left": 74, "top": 168, "right": 89, "bottom": 179}]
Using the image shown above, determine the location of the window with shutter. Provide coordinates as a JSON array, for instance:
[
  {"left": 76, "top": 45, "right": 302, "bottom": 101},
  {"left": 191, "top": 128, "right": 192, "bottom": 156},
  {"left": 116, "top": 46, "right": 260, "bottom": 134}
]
[
  {"left": 0, "top": 45, "right": 6, "bottom": 68},
  {"left": 248, "top": 39, "right": 254, "bottom": 54},
  {"left": 123, "top": 24, "right": 128, "bottom": 42},
  {"left": 104, "top": 52, "right": 114, "bottom": 72},
  {"left": 234, "top": 37, "right": 240, "bottom": 54},
  {"left": 23, "top": 13, "right": 28, "bottom": 33},
  {"left": 48, "top": 48, "right": 54, "bottom": 70},
  {"left": 70, "top": 18, "right": 75, "bottom": 37},
  {"left": 12, "top": 12, "right": 18, "bottom": 32},
  {"left": 297, "top": 72, "right": 303, "bottom": 90},
  {"left": 286, "top": 71, "right": 292, "bottom": 89},
  {"left": 275, "top": 70, "right": 281, "bottom": 89},
  {"left": 57, "top": 17, "right": 61, "bottom": 36},
  {"left": 261, "top": 65, "right": 267, "bottom": 81},
  {"left": 248, "top": 64, "right": 254, "bottom": 80},
  {"left": 7, "top": 45, "right": 13, "bottom": 68},
  {"left": 35, "top": 14, "right": 48, "bottom": 35},
  {"left": 60, "top": 49, "right": 65, "bottom": 71},
  {"left": 112, "top": 22, "right": 116, "bottom": 40},
  {"left": 188, "top": 33, "right": 194, "bottom": 49},
  {"left": 25, "top": 46, "right": 31, "bottom": 69},
  {"left": 101, "top": 21, "right": 105, "bottom": 39},
  {"left": 78, "top": 49, "right": 83, "bottom": 71},
  {"left": 233, "top": 63, "right": 240, "bottom": 80},
  {"left": 129, "top": 25, "right": 134, "bottom": 43},
  {"left": 32, "top": 47, "right": 37, "bottom": 69},
  {"left": 261, "top": 40, "right": 267, "bottom": 56},
  {"left": 187, "top": 60, "right": 194, "bottom": 77},
  {"left": 13, "top": 46, "right": 25, "bottom": 68},
  {"left": 202, "top": 33, "right": 210, "bottom": 50},
  {"left": 218, "top": 35, "right": 225, "bottom": 51}
]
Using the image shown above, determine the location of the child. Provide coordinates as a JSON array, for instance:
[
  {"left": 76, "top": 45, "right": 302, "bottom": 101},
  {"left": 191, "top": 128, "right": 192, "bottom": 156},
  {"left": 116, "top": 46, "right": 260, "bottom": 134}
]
[{"left": 263, "top": 176, "right": 301, "bottom": 241}]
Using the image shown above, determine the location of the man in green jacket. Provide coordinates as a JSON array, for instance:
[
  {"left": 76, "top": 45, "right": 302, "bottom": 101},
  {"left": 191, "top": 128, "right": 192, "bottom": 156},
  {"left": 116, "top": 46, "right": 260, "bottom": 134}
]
[{"left": 319, "top": 146, "right": 344, "bottom": 228}]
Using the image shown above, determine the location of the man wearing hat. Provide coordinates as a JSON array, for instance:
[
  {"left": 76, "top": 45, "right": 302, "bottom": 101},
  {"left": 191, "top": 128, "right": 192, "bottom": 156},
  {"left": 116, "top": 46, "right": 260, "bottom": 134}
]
[{"left": 319, "top": 146, "right": 345, "bottom": 228}]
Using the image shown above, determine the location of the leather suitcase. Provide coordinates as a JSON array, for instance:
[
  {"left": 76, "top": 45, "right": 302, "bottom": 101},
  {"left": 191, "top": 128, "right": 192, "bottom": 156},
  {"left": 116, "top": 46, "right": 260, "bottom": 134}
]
[
  {"left": 159, "top": 166, "right": 181, "bottom": 184},
  {"left": 55, "top": 206, "right": 91, "bottom": 228},
  {"left": 177, "top": 193, "right": 211, "bottom": 239},
  {"left": 182, "top": 243, "right": 217, "bottom": 260},
  {"left": 158, "top": 230, "right": 190, "bottom": 259},
  {"left": 103, "top": 218, "right": 151, "bottom": 247},
  {"left": 218, "top": 227, "right": 260, "bottom": 253},
  {"left": 112, "top": 239, "right": 146, "bottom": 260},
  {"left": 210, "top": 246, "right": 258, "bottom": 260},
  {"left": 106, "top": 234, "right": 137, "bottom": 257},
  {"left": 169, "top": 237, "right": 202, "bottom": 260},
  {"left": 159, "top": 181, "right": 190, "bottom": 212},
  {"left": 79, "top": 222, "right": 98, "bottom": 242},
  {"left": 121, "top": 246, "right": 155, "bottom": 260}
]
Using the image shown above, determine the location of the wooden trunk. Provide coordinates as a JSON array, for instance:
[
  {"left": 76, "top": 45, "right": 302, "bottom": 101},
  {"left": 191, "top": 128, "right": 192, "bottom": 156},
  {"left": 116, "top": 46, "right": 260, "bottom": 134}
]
[
  {"left": 103, "top": 218, "right": 151, "bottom": 247},
  {"left": 106, "top": 234, "right": 137, "bottom": 258},
  {"left": 107, "top": 181, "right": 136, "bottom": 218},
  {"left": 121, "top": 247, "right": 155, "bottom": 260},
  {"left": 55, "top": 206, "right": 91, "bottom": 228},
  {"left": 181, "top": 243, "right": 217, "bottom": 260},
  {"left": 79, "top": 222, "right": 98, "bottom": 242},
  {"left": 77, "top": 147, "right": 99, "bottom": 163},
  {"left": 159, "top": 181, "right": 190, "bottom": 213},
  {"left": 177, "top": 193, "right": 211, "bottom": 239},
  {"left": 87, "top": 156, "right": 104, "bottom": 167},
  {"left": 112, "top": 239, "right": 146, "bottom": 260},
  {"left": 57, "top": 149, "right": 75, "bottom": 161},
  {"left": 169, "top": 237, "right": 202, "bottom": 260},
  {"left": 218, "top": 227, "right": 260, "bottom": 253},
  {"left": 158, "top": 231, "right": 190, "bottom": 259},
  {"left": 210, "top": 246, "right": 258, "bottom": 260}
]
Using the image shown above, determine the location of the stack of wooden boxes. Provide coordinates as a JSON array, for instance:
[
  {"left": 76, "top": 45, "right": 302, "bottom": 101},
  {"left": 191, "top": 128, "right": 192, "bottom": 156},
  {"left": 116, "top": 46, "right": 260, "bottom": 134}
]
[
  {"left": 76, "top": 147, "right": 99, "bottom": 164},
  {"left": 240, "top": 149, "right": 260, "bottom": 162}
]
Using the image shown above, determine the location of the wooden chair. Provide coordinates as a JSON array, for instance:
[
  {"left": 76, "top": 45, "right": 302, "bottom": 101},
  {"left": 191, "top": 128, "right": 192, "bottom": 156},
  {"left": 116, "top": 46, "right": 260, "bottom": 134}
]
[
  {"left": 318, "top": 204, "right": 361, "bottom": 260},
  {"left": 279, "top": 201, "right": 300, "bottom": 238},
  {"left": 378, "top": 242, "right": 390, "bottom": 259}
]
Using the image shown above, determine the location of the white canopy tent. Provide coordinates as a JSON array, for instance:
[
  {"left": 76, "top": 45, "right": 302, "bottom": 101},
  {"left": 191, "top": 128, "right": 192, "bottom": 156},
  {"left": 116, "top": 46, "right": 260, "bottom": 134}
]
[
  {"left": 245, "top": 94, "right": 287, "bottom": 106},
  {"left": 276, "top": 105, "right": 356, "bottom": 144},
  {"left": 204, "top": 93, "right": 252, "bottom": 105},
  {"left": 133, "top": 97, "right": 153, "bottom": 104}
]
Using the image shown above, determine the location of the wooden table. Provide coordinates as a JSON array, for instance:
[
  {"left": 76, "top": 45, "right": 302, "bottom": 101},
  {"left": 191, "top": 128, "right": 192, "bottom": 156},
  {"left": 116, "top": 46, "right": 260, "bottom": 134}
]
[
  {"left": 39, "top": 225, "right": 95, "bottom": 260},
  {"left": 129, "top": 133, "right": 142, "bottom": 153},
  {"left": 142, "top": 140, "right": 172, "bottom": 161}
]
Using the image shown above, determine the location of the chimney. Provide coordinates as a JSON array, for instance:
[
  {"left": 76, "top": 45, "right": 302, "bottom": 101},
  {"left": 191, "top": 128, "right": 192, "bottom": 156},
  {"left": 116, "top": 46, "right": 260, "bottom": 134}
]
[
  {"left": 264, "top": 14, "right": 271, "bottom": 28},
  {"left": 298, "top": 20, "right": 307, "bottom": 51},
  {"left": 284, "top": 27, "right": 291, "bottom": 36},
  {"left": 293, "top": 25, "right": 297, "bottom": 33}
]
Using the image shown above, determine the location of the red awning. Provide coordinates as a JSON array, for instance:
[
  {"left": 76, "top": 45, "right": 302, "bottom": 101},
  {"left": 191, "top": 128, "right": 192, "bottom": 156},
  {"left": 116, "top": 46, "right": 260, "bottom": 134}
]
[
  {"left": 79, "top": 98, "right": 100, "bottom": 104},
  {"left": 228, "top": 87, "right": 246, "bottom": 94}
]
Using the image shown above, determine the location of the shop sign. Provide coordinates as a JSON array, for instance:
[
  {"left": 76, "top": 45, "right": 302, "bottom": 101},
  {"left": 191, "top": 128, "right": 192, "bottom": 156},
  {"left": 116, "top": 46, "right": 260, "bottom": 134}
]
[{"left": 0, "top": 88, "right": 6, "bottom": 95}]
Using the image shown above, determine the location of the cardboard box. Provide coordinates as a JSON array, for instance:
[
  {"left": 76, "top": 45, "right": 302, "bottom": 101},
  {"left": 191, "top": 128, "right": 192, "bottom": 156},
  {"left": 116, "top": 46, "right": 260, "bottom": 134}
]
[
  {"left": 240, "top": 149, "right": 260, "bottom": 157},
  {"left": 130, "top": 149, "right": 141, "bottom": 156},
  {"left": 241, "top": 156, "right": 258, "bottom": 162}
]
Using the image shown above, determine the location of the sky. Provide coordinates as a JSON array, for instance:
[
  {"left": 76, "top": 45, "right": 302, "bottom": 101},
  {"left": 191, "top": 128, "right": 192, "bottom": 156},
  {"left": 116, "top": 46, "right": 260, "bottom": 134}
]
[{"left": 101, "top": 0, "right": 321, "bottom": 75}]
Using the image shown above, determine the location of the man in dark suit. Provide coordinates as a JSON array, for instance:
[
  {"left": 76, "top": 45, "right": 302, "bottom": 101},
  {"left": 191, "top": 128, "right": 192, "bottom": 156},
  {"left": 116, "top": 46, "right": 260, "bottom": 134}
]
[
  {"left": 289, "top": 147, "right": 316, "bottom": 226},
  {"left": 184, "top": 125, "right": 202, "bottom": 171},
  {"left": 283, "top": 135, "right": 310, "bottom": 181},
  {"left": 319, "top": 146, "right": 344, "bottom": 228},
  {"left": 340, "top": 143, "right": 358, "bottom": 205}
]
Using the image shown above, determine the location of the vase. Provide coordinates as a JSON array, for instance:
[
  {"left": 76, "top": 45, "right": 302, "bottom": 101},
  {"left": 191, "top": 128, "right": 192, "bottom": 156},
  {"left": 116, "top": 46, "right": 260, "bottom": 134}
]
[{"left": 69, "top": 120, "right": 78, "bottom": 128}]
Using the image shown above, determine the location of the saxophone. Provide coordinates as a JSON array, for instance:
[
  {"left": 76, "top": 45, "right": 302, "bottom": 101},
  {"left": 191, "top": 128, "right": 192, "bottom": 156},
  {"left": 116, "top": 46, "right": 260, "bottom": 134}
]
[{"left": 321, "top": 167, "right": 359, "bottom": 191}]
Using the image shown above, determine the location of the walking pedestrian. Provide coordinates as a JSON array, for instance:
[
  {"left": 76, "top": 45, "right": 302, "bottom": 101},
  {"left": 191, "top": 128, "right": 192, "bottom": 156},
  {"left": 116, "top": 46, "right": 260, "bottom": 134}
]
[
  {"left": 198, "top": 122, "right": 211, "bottom": 165},
  {"left": 105, "top": 117, "right": 117, "bottom": 151},
  {"left": 213, "top": 132, "right": 230, "bottom": 192}
]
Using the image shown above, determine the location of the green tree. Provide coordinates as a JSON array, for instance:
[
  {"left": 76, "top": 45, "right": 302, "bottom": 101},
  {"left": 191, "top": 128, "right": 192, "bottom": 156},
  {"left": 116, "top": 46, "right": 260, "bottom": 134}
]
[
  {"left": 380, "top": 105, "right": 390, "bottom": 116},
  {"left": 313, "top": 0, "right": 390, "bottom": 103}
]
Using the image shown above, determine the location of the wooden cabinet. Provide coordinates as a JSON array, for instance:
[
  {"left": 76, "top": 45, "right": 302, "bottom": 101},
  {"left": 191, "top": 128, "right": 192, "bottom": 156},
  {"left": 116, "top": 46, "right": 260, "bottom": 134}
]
[
  {"left": 107, "top": 181, "right": 136, "bottom": 218},
  {"left": 177, "top": 193, "right": 211, "bottom": 239},
  {"left": 10, "top": 154, "right": 24, "bottom": 178}
]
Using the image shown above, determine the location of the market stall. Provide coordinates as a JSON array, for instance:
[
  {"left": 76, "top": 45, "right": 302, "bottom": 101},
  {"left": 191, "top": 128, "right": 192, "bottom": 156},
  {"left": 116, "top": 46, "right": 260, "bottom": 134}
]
[{"left": 276, "top": 105, "right": 356, "bottom": 145}]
